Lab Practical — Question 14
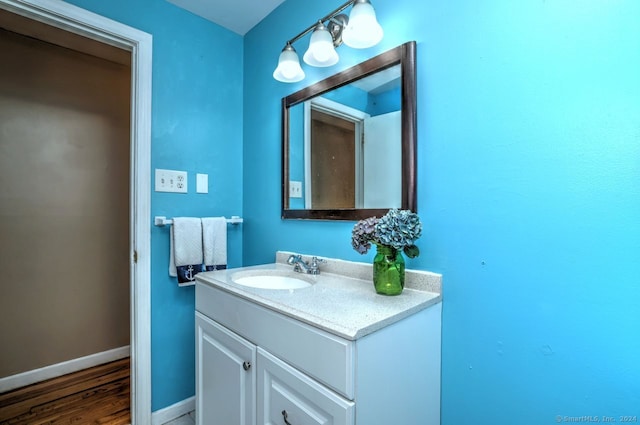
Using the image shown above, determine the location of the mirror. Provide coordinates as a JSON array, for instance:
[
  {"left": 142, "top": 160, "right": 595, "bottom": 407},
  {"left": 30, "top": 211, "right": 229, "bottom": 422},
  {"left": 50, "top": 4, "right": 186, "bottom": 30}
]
[{"left": 282, "top": 41, "right": 417, "bottom": 220}]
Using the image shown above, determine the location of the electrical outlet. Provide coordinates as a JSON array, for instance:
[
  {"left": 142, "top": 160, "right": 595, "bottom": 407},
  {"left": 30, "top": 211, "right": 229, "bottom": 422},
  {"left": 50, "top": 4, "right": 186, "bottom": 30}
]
[
  {"left": 289, "top": 181, "right": 302, "bottom": 198},
  {"left": 155, "top": 169, "right": 188, "bottom": 193}
]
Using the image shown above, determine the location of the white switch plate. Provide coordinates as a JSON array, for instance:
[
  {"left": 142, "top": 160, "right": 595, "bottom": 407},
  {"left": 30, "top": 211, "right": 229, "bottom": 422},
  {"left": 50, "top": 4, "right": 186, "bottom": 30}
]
[
  {"left": 196, "top": 173, "right": 208, "bottom": 194},
  {"left": 155, "top": 169, "right": 187, "bottom": 193},
  {"left": 290, "top": 180, "right": 302, "bottom": 198}
]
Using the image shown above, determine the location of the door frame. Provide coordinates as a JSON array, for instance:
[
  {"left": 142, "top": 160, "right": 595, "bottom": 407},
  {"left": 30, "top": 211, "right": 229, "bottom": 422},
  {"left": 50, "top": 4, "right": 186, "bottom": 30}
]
[{"left": 0, "top": 0, "right": 152, "bottom": 423}]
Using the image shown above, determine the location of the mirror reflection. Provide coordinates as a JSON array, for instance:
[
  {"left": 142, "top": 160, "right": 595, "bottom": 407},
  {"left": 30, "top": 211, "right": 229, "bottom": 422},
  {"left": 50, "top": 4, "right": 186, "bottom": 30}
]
[
  {"left": 282, "top": 41, "right": 417, "bottom": 221},
  {"left": 288, "top": 64, "right": 401, "bottom": 210}
]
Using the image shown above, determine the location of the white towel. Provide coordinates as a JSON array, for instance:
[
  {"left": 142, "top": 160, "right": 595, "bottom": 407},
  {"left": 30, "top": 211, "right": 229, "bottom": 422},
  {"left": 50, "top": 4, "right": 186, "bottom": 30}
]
[
  {"left": 169, "top": 217, "right": 203, "bottom": 280},
  {"left": 202, "top": 217, "right": 227, "bottom": 271}
]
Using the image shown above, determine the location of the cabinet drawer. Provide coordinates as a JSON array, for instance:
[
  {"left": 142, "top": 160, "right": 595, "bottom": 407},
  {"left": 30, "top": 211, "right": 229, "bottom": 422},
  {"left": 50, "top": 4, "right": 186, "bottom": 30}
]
[
  {"left": 257, "top": 348, "right": 354, "bottom": 425},
  {"left": 197, "top": 283, "right": 355, "bottom": 399}
]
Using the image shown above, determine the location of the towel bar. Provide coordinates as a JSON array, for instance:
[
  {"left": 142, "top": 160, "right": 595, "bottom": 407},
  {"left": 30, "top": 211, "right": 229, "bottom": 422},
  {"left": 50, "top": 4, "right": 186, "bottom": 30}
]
[{"left": 154, "top": 216, "right": 243, "bottom": 226}]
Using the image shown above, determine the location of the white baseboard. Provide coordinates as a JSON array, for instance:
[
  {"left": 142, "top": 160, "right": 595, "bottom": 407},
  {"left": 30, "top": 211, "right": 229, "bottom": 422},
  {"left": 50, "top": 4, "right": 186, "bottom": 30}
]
[
  {"left": 151, "top": 396, "right": 195, "bottom": 425},
  {"left": 0, "top": 345, "right": 130, "bottom": 393}
]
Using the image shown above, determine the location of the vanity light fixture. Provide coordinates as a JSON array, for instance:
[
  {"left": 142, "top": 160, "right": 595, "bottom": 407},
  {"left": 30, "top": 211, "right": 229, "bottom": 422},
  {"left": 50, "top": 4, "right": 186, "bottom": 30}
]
[{"left": 273, "top": 0, "right": 384, "bottom": 83}]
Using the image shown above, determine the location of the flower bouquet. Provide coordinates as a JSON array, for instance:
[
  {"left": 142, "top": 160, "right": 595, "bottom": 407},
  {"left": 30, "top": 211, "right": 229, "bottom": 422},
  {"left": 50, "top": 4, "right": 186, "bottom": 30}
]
[{"left": 351, "top": 209, "right": 422, "bottom": 295}]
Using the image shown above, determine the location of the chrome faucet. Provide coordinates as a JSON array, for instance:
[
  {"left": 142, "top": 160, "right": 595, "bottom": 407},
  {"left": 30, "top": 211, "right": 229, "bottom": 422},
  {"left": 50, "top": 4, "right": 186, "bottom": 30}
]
[{"left": 287, "top": 254, "right": 325, "bottom": 275}]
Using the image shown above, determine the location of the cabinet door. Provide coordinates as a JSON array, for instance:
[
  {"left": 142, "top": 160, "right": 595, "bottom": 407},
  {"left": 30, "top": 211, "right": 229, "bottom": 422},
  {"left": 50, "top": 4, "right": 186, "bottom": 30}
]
[
  {"left": 196, "top": 312, "right": 257, "bottom": 425},
  {"left": 257, "top": 348, "right": 355, "bottom": 425}
]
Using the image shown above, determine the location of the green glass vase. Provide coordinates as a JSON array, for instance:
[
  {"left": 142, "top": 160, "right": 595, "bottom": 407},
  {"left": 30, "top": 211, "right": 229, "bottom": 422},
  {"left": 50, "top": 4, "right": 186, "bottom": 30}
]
[{"left": 373, "top": 245, "right": 405, "bottom": 295}]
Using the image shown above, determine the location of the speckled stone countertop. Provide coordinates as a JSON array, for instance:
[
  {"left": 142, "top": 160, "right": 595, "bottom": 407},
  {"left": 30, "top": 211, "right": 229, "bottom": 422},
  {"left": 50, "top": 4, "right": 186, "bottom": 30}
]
[{"left": 195, "top": 251, "right": 442, "bottom": 340}]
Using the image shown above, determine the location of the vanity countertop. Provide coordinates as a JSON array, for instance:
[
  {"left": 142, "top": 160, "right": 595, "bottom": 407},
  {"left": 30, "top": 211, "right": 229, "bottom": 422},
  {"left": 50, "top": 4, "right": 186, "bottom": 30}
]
[{"left": 195, "top": 252, "right": 442, "bottom": 340}]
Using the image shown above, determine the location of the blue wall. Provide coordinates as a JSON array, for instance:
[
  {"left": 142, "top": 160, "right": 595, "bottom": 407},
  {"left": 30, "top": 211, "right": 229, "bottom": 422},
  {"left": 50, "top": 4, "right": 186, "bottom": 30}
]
[
  {"left": 324, "top": 84, "right": 400, "bottom": 116},
  {"left": 324, "top": 84, "right": 369, "bottom": 112},
  {"left": 244, "top": 0, "right": 640, "bottom": 423},
  {"left": 63, "top": 0, "right": 244, "bottom": 411},
  {"left": 368, "top": 86, "right": 401, "bottom": 116}
]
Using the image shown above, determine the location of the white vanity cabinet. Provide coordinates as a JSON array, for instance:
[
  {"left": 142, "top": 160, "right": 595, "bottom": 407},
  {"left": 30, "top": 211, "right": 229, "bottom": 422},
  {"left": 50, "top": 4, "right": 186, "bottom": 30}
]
[
  {"left": 196, "top": 310, "right": 354, "bottom": 425},
  {"left": 195, "top": 274, "right": 442, "bottom": 425}
]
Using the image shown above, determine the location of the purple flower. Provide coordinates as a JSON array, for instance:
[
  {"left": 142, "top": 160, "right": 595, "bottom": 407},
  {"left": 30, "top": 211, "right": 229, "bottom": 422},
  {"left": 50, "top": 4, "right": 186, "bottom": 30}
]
[{"left": 351, "top": 216, "right": 378, "bottom": 255}]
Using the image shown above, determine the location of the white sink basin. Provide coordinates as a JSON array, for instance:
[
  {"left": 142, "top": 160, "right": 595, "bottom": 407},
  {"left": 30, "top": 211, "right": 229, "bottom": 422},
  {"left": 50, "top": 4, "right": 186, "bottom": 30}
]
[{"left": 231, "top": 270, "right": 313, "bottom": 290}]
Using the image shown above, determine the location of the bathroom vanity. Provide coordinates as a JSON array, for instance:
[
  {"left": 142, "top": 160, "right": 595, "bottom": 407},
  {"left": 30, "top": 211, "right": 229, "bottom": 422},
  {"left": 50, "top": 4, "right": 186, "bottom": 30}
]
[{"left": 194, "top": 252, "right": 442, "bottom": 425}]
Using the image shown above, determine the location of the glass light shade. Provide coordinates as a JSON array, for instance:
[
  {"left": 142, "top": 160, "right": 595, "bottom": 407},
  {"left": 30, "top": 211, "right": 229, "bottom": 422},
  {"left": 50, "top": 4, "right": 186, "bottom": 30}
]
[
  {"left": 303, "top": 23, "right": 339, "bottom": 67},
  {"left": 273, "top": 45, "right": 305, "bottom": 83},
  {"left": 342, "top": 0, "right": 383, "bottom": 49}
]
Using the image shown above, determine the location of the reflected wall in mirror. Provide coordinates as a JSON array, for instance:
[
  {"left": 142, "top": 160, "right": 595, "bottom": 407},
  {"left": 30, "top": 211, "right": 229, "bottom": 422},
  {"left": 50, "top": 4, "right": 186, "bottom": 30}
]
[{"left": 282, "top": 41, "right": 416, "bottom": 220}]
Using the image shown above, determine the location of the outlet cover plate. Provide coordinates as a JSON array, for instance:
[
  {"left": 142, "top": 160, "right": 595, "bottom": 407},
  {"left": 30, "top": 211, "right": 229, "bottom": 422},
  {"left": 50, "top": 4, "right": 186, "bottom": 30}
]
[
  {"left": 155, "top": 169, "right": 187, "bottom": 193},
  {"left": 289, "top": 180, "right": 302, "bottom": 198}
]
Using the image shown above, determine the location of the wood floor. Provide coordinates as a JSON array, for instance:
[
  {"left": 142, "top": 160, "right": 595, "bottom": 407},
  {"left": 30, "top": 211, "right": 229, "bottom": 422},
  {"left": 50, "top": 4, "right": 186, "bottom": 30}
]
[{"left": 0, "top": 357, "right": 130, "bottom": 425}]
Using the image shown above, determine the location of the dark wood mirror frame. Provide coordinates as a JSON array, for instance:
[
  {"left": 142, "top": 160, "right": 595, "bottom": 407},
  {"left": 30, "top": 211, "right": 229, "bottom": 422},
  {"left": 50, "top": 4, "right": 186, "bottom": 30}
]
[{"left": 282, "top": 41, "right": 417, "bottom": 221}]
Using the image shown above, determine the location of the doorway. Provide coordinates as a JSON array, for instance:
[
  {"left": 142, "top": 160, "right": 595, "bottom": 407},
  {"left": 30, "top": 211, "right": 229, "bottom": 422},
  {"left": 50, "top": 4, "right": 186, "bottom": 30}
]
[
  {"left": 310, "top": 108, "right": 357, "bottom": 209},
  {"left": 0, "top": 16, "right": 131, "bottom": 376},
  {"left": 0, "top": 1, "right": 152, "bottom": 423}
]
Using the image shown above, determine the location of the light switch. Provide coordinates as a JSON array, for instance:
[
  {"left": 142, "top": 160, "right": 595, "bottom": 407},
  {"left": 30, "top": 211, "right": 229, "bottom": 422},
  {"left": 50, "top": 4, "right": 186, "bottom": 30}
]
[{"left": 196, "top": 173, "right": 208, "bottom": 194}]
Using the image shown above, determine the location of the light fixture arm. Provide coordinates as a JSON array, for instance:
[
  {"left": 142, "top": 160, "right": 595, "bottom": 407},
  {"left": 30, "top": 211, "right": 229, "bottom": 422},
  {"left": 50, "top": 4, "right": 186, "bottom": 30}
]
[
  {"left": 284, "top": 0, "right": 356, "bottom": 46},
  {"left": 328, "top": 14, "right": 349, "bottom": 47}
]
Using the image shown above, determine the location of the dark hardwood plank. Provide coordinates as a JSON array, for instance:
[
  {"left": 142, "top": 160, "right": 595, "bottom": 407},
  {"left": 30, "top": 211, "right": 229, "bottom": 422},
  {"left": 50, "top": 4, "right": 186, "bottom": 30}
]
[
  {"left": 0, "top": 357, "right": 130, "bottom": 425},
  {"left": 0, "top": 359, "right": 129, "bottom": 407}
]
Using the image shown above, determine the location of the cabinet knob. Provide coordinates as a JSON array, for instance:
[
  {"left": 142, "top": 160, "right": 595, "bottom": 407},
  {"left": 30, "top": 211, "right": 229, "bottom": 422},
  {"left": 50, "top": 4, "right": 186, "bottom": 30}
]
[
  {"left": 281, "top": 410, "right": 293, "bottom": 425},
  {"left": 242, "top": 361, "right": 251, "bottom": 371}
]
